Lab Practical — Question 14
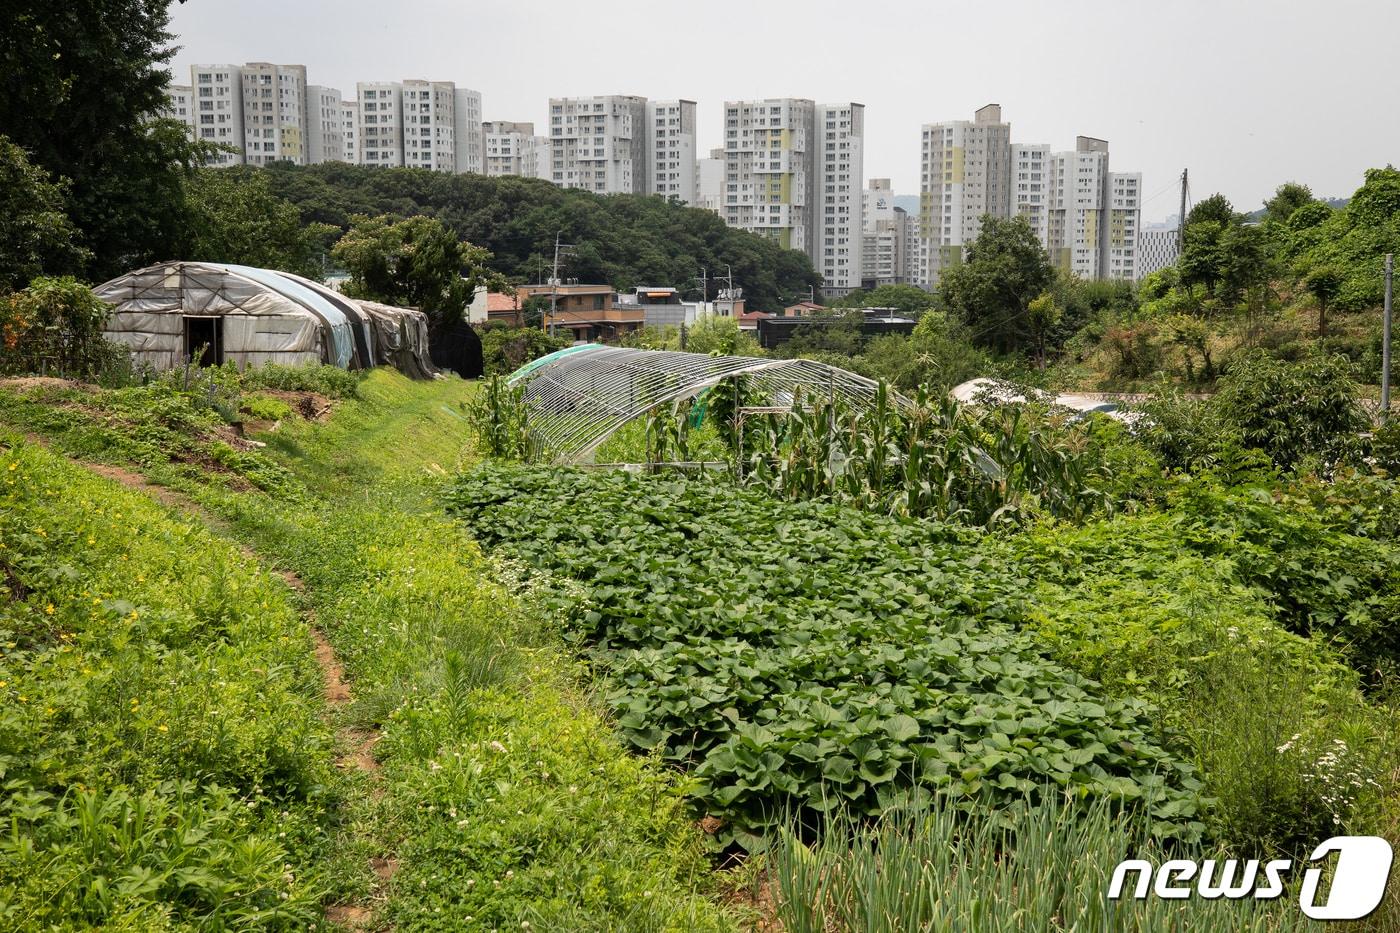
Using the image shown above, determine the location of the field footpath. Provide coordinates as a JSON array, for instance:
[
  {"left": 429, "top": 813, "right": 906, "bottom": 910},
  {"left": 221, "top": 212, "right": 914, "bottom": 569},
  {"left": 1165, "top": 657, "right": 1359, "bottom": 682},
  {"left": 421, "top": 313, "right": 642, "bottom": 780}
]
[
  {"left": 60, "top": 448, "right": 398, "bottom": 930},
  {"left": 0, "top": 371, "right": 744, "bottom": 930}
]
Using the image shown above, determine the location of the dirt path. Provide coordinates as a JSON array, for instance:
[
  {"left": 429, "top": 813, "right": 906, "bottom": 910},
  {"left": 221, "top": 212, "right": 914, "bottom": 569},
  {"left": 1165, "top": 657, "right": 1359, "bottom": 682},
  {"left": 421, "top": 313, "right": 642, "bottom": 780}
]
[{"left": 72, "top": 457, "right": 395, "bottom": 929}]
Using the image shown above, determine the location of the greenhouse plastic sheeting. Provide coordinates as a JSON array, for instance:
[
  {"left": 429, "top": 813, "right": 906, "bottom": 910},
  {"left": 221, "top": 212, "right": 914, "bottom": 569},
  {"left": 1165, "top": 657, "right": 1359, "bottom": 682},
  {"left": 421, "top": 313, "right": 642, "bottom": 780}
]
[{"left": 506, "top": 343, "right": 894, "bottom": 462}]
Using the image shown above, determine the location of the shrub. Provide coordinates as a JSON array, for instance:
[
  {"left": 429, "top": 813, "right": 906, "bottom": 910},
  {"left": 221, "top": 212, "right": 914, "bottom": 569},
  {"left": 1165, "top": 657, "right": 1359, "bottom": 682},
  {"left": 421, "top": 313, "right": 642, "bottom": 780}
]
[
  {"left": 1215, "top": 351, "right": 1369, "bottom": 470},
  {"left": 1136, "top": 391, "right": 1244, "bottom": 473},
  {"left": 240, "top": 362, "right": 362, "bottom": 399},
  {"left": 0, "top": 276, "right": 127, "bottom": 379},
  {"left": 1101, "top": 322, "right": 1163, "bottom": 380},
  {"left": 477, "top": 322, "right": 569, "bottom": 377}
]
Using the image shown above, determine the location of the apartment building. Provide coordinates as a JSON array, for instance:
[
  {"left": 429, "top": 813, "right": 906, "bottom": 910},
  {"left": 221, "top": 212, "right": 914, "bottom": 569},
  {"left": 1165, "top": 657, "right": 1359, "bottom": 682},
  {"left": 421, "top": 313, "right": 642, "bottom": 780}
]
[
  {"left": 547, "top": 95, "right": 648, "bottom": 194},
  {"left": 240, "top": 63, "right": 307, "bottom": 166},
  {"left": 816, "top": 103, "right": 865, "bottom": 295},
  {"left": 722, "top": 98, "right": 818, "bottom": 257},
  {"left": 918, "top": 103, "right": 1012, "bottom": 285},
  {"left": 646, "top": 100, "right": 697, "bottom": 203},
  {"left": 919, "top": 107, "right": 1141, "bottom": 285},
  {"left": 163, "top": 85, "right": 196, "bottom": 132},
  {"left": 453, "top": 88, "right": 484, "bottom": 174},
  {"left": 340, "top": 100, "right": 358, "bottom": 163},
  {"left": 861, "top": 178, "right": 903, "bottom": 287},
  {"left": 401, "top": 80, "right": 457, "bottom": 172},
  {"left": 1137, "top": 227, "right": 1180, "bottom": 279},
  {"left": 357, "top": 82, "right": 405, "bottom": 166},
  {"left": 306, "top": 85, "right": 343, "bottom": 163},
  {"left": 190, "top": 65, "right": 246, "bottom": 165},
  {"left": 483, "top": 121, "right": 548, "bottom": 179},
  {"left": 893, "top": 208, "right": 915, "bottom": 286},
  {"left": 1010, "top": 143, "right": 1051, "bottom": 244},
  {"left": 695, "top": 147, "right": 726, "bottom": 215},
  {"left": 1046, "top": 137, "right": 1109, "bottom": 278}
]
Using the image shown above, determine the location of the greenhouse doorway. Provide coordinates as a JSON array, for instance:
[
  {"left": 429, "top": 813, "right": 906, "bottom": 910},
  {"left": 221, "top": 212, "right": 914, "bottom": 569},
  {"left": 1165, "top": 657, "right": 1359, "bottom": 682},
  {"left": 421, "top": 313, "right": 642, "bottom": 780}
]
[{"left": 183, "top": 316, "right": 223, "bottom": 367}]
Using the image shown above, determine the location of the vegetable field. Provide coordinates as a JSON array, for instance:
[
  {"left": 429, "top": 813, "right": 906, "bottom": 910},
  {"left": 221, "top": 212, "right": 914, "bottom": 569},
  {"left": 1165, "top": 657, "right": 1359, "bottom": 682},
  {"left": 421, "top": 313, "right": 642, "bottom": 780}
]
[{"left": 447, "top": 465, "right": 1203, "bottom": 849}]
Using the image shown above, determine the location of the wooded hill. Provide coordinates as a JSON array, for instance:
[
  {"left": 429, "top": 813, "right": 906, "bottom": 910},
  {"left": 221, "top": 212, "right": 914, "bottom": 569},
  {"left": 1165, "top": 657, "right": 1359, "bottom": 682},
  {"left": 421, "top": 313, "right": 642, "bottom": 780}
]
[{"left": 258, "top": 163, "right": 821, "bottom": 311}]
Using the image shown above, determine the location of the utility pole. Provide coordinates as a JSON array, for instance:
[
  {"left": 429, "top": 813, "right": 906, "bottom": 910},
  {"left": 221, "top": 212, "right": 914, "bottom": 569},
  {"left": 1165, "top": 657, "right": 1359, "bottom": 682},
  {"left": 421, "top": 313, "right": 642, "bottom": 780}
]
[
  {"left": 1176, "top": 168, "right": 1189, "bottom": 254},
  {"left": 548, "top": 232, "right": 575, "bottom": 338},
  {"left": 1384, "top": 253, "right": 1394, "bottom": 420}
]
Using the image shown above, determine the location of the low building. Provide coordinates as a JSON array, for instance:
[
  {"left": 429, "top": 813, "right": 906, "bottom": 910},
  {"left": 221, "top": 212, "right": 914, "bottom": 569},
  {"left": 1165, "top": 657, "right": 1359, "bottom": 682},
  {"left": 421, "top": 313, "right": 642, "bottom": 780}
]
[
  {"left": 618, "top": 286, "right": 690, "bottom": 328},
  {"left": 737, "top": 310, "right": 773, "bottom": 332},
  {"left": 755, "top": 314, "right": 915, "bottom": 351},
  {"left": 783, "top": 300, "right": 827, "bottom": 317},
  {"left": 486, "top": 292, "right": 525, "bottom": 325},
  {"left": 516, "top": 283, "right": 643, "bottom": 343}
]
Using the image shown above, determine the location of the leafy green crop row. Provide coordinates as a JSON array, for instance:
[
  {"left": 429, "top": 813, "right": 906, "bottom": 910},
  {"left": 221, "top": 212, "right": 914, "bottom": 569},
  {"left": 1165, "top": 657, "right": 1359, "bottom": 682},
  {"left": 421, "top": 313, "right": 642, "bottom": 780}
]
[{"left": 446, "top": 465, "right": 1204, "bottom": 849}]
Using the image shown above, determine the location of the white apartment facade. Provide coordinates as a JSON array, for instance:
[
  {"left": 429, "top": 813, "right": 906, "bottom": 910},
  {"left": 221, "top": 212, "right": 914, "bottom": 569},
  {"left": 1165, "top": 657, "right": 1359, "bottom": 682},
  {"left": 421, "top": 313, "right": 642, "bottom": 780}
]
[
  {"left": 918, "top": 103, "right": 1012, "bottom": 286},
  {"left": 357, "top": 82, "right": 404, "bottom": 166},
  {"left": 240, "top": 62, "right": 307, "bottom": 166},
  {"left": 453, "top": 88, "right": 484, "bottom": 174},
  {"left": 401, "top": 80, "right": 457, "bottom": 172},
  {"left": 190, "top": 65, "right": 246, "bottom": 165},
  {"left": 483, "top": 121, "right": 548, "bottom": 179},
  {"left": 722, "top": 98, "right": 817, "bottom": 257},
  {"left": 1047, "top": 138, "right": 1109, "bottom": 279},
  {"left": 163, "top": 85, "right": 196, "bottom": 133},
  {"left": 340, "top": 100, "right": 358, "bottom": 163},
  {"left": 862, "top": 178, "right": 900, "bottom": 287},
  {"left": 646, "top": 100, "right": 696, "bottom": 203},
  {"left": 306, "top": 85, "right": 343, "bottom": 164},
  {"left": 919, "top": 108, "right": 1141, "bottom": 285},
  {"left": 816, "top": 102, "right": 864, "bottom": 295},
  {"left": 547, "top": 95, "right": 648, "bottom": 194},
  {"left": 695, "top": 147, "right": 726, "bottom": 215},
  {"left": 1010, "top": 143, "right": 1051, "bottom": 244},
  {"left": 1105, "top": 171, "right": 1141, "bottom": 280},
  {"left": 722, "top": 98, "right": 864, "bottom": 296}
]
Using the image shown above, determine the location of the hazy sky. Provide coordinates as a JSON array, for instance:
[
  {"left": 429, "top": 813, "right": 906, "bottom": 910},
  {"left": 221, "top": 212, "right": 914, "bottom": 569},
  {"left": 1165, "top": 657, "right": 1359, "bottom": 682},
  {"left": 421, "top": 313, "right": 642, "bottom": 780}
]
[{"left": 168, "top": 0, "right": 1399, "bottom": 222}]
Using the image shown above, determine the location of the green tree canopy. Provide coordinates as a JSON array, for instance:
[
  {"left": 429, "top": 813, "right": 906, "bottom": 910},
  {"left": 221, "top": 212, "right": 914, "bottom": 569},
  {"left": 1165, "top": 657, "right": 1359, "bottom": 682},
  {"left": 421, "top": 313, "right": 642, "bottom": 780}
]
[
  {"left": 332, "top": 214, "right": 505, "bottom": 327},
  {"left": 1291, "top": 167, "right": 1400, "bottom": 310},
  {"left": 937, "top": 215, "right": 1055, "bottom": 355},
  {"left": 182, "top": 169, "right": 337, "bottom": 280},
  {"left": 0, "top": 137, "right": 87, "bottom": 290},
  {"left": 478, "top": 322, "right": 570, "bottom": 377},
  {"left": 1186, "top": 194, "right": 1237, "bottom": 228},
  {"left": 0, "top": 0, "right": 205, "bottom": 279},
  {"left": 1263, "top": 182, "right": 1315, "bottom": 224},
  {"left": 262, "top": 163, "right": 820, "bottom": 310},
  {"left": 830, "top": 284, "right": 938, "bottom": 316}
]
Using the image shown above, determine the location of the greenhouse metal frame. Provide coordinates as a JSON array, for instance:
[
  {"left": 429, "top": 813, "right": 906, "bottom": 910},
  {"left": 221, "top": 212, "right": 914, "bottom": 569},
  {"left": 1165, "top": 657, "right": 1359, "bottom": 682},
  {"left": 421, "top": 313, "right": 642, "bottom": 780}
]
[{"left": 507, "top": 344, "right": 899, "bottom": 463}]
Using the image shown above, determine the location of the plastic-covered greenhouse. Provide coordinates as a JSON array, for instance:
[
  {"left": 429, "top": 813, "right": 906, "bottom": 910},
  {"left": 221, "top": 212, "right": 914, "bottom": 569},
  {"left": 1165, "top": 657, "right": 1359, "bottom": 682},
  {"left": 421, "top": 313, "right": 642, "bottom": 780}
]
[
  {"left": 507, "top": 344, "right": 892, "bottom": 463},
  {"left": 94, "top": 261, "right": 439, "bottom": 377}
]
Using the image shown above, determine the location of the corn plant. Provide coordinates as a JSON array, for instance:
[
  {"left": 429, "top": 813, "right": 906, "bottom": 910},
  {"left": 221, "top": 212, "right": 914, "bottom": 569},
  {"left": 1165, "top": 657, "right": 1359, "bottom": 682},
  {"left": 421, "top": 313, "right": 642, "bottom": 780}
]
[
  {"left": 463, "top": 375, "right": 539, "bottom": 461},
  {"left": 742, "top": 385, "right": 1119, "bottom": 528}
]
